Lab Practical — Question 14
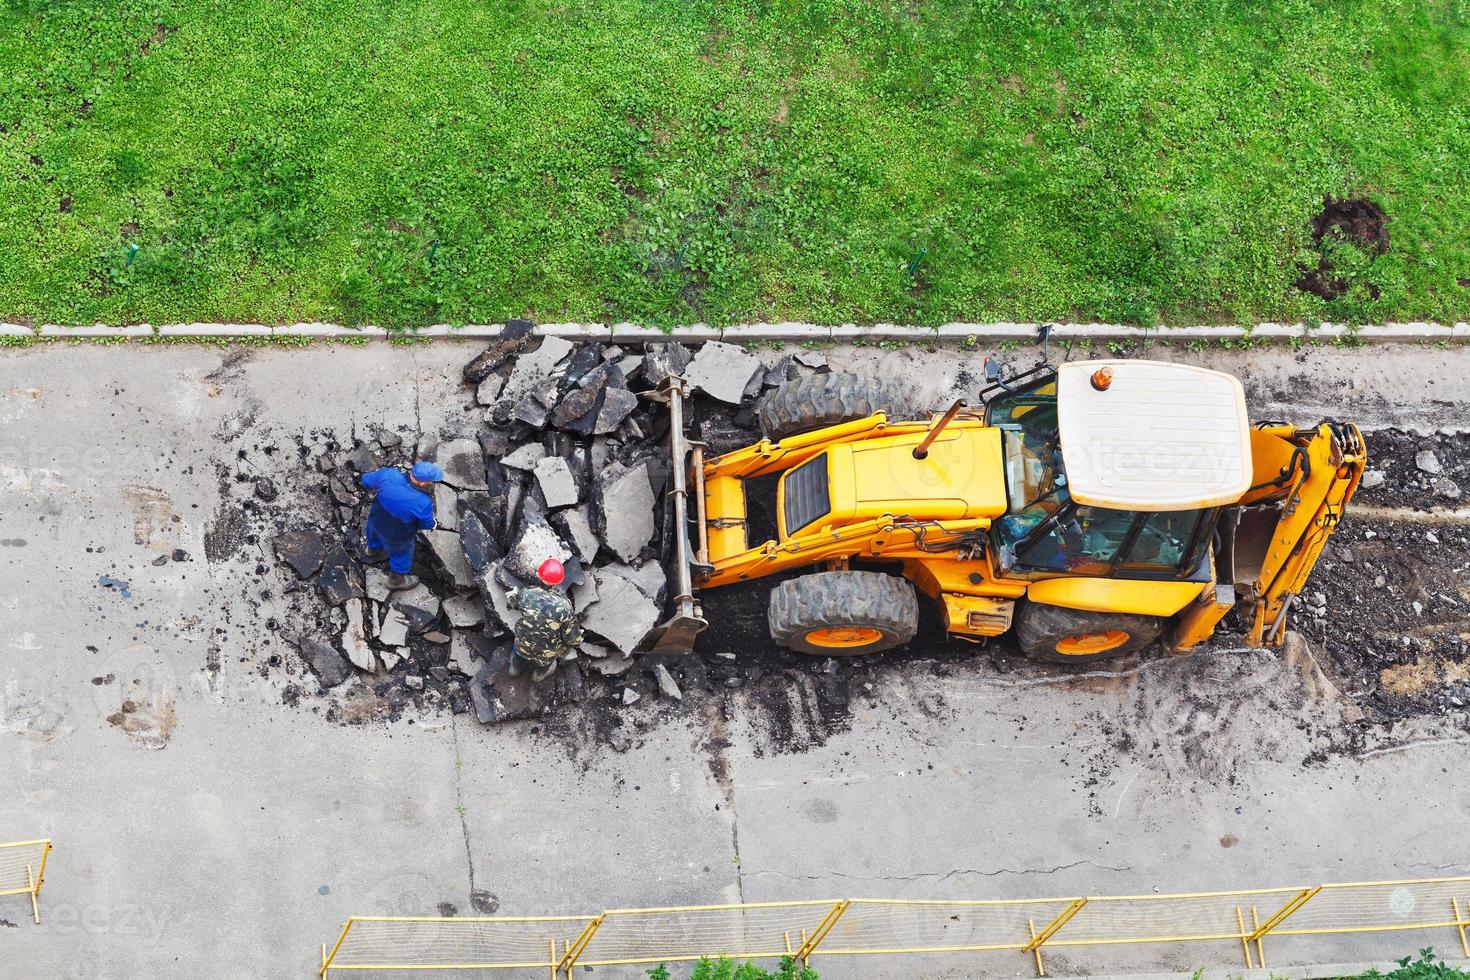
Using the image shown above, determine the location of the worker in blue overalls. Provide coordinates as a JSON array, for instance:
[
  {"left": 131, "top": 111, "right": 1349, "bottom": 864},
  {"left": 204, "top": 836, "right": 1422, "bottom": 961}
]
[{"left": 360, "top": 461, "right": 443, "bottom": 590}]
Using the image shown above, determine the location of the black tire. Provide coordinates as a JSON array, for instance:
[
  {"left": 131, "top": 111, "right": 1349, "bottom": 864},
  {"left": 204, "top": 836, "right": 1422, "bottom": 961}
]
[
  {"left": 1015, "top": 601, "right": 1163, "bottom": 664},
  {"left": 768, "top": 570, "right": 919, "bottom": 656},
  {"left": 757, "top": 373, "right": 906, "bottom": 441}
]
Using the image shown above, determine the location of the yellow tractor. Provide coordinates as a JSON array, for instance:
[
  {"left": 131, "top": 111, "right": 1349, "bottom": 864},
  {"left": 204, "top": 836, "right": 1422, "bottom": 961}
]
[{"left": 649, "top": 359, "right": 1364, "bottom": 663}]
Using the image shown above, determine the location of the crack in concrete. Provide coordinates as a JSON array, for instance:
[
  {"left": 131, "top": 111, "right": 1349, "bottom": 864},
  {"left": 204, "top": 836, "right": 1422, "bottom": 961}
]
[
  {"left": 449, "top": 715, "right": 478, "bottom": 898},
  {"left": 729, "top": 784, "right": 745, "bottom": 903},
  {"left": 748, "top": 860, "right": 1135, "bottom": 883},
  {"left": 409, "top": 349, "right": 424, "bottom": 455},
  {"left": 702, "top": 705, "right": 746, "bottom": 903}
]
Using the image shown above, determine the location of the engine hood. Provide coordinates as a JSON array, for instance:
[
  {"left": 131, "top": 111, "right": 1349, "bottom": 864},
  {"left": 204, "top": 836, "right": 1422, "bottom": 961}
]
[{"left": 819, "top": 425, "right": 1008, "bottom": 526}]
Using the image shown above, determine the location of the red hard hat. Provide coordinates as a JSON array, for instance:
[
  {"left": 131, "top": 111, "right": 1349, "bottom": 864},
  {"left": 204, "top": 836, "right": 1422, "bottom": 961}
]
[{"left": 537, "top": 558, "right": 566, "bottom": 586}]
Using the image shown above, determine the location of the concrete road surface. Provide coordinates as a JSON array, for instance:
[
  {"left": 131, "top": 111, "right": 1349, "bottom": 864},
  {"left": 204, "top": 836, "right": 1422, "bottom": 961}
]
[{"left": 1, "top": 339, "right": 1467, "bottom": 979}]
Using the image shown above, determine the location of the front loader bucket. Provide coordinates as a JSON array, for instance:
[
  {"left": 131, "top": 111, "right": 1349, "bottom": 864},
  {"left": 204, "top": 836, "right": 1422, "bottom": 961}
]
[{"left": 643, "top": 376, "right": 708, "bottom": 655}]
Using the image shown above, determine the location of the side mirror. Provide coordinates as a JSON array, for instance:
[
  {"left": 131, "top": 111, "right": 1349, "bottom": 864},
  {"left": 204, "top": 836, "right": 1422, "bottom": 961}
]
[{"left": 984, "top": 355, "right": 1002, "bottom": 382}]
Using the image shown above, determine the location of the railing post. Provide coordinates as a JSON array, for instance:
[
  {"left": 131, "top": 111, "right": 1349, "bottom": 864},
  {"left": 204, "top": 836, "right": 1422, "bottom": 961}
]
[
  {"left": 1247, "top": 886, "right": 1320, "bottom": 942},
  {"left": 1453, "top": 898, "right": 1470, "bottom": 959},
  {"left": 1246, "top": 887, "right": 1320, "bottom": 966},
  {"left": 557, "top": 914, "right": 605, "bottom": 977},
  {"left": 793, "top": 900, "right": 850, "bottom": 965},
  {"left": 1026, "top": 918, "right": 1045, "bottom": 977},
  {"left": 319, "top": 919, "right": 354, "bottom": 978},
  {"left": 26, "top": 865, "right": 38, "bottom": 925},
  {"left": 1022, "top": 898, "right": 1087, "bottom": 978},
  {"left": 34, "top": 840, "right": 51, "bottom": 920},
  {"left": 1024, "top": 898, "right": 1088, "bottom": 953},
  {"left": 1235, "top": 907, "right": 1254, "bottom": 969}
]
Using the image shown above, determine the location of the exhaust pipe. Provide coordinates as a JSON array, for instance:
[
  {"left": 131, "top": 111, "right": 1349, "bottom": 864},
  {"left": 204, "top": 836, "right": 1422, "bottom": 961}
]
[{"left": 912, "top": 399, "right": 968, "bottom": 460}]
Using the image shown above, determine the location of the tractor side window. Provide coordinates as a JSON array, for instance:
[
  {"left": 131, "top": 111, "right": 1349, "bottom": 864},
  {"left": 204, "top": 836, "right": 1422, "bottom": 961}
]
[
  {"left": 995, "top": 494, "right": 1139, "bottom": 576},
  {"left": 1013, "top": 505, "right": 1138, "bottom": 575},
  {"left": 1120, "top": 510, "right": 1202, "bottom": 571}
]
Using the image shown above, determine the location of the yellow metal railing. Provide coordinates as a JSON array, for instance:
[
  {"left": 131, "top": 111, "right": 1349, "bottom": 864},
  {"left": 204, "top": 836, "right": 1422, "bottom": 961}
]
[
  {"left": 0, "top": 838, "right": 52, "bottom": 925},
  {"left": 319, "top": 874, "right": 1470, "bottom": 977}
]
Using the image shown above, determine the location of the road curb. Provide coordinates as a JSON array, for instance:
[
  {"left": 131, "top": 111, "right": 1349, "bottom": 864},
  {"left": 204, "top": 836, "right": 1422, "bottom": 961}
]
[{"left": 3, "top": 321, "right": 1469, "bottom": 343}]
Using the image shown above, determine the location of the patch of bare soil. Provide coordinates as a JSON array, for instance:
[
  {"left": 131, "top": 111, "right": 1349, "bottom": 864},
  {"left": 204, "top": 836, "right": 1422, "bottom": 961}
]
[
  {"left": 1294, "top": 196, "right": 1389, "bottom": 301},
  {"left": 106, "top": 687, "right": 177, "bottom": 749}
]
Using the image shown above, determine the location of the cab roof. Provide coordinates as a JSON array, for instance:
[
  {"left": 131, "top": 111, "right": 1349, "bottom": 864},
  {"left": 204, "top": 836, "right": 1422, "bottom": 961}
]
[{"left": 1057, "top": 359, "right": 1252, "bottom": 511}]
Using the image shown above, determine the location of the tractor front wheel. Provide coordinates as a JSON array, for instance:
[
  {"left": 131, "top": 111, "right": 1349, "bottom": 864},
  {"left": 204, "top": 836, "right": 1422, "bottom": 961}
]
[
  {"left": 768, "top": 571, "right": 919, "bottom": 656},
  {"left": 1015, "top": 602, "right": 1163, "bottom": 664}
]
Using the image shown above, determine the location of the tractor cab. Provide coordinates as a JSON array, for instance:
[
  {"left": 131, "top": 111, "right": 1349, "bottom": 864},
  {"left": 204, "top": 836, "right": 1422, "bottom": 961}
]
[{"left": 985, "top": 360, "right": 1253, "bottom": 584}]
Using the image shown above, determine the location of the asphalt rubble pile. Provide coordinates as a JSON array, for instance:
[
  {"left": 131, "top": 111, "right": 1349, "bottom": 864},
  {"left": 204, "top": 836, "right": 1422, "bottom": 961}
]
[{"left": 271, "top": 321, "right": 848, "bottom": 731}]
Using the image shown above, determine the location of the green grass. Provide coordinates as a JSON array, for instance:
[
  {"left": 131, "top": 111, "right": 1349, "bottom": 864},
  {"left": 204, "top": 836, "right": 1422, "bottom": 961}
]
[{"left": 2, "top": 0, "right": 1468, "bottom": 329}]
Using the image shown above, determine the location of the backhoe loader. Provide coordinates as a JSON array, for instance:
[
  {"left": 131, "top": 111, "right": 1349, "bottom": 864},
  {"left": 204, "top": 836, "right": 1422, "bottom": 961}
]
[{"left": 648, "top": 358, "right": 1364, "bottom": 663}]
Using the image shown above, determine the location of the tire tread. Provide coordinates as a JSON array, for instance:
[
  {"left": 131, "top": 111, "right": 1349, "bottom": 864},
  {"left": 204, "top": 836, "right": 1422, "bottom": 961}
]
[
  {"left": 768, "top": 570, "right": 919, "bottom": 656},
  {"left": 758, "top": 373, "right": 906, "bottom": 440}
]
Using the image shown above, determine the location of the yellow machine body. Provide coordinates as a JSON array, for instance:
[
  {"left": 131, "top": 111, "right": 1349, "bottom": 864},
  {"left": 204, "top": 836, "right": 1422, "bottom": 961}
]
[{"left": 663, "top": 365, "right": 1365, "bottom": 656}]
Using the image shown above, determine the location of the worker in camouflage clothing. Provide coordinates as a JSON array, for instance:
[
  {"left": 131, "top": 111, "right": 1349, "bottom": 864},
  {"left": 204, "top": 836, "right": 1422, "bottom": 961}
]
[{"left": 506, "top": 557, "right": 583, "bottom": 683}]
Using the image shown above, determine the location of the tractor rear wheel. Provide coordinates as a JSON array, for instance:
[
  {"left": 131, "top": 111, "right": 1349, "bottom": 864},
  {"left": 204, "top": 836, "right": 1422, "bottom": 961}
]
[
  {"left": 768, "top": 570, "right": 919, "bottom": 656},
  {"left": 1015, "top": 602, "right": 1163, "bottom": 664},
  {"left": 757, "top": 373, "right": 906, "bottom": 441}
]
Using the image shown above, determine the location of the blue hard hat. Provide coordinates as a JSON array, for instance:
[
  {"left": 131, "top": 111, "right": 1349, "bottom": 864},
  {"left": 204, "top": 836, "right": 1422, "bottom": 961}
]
[{"left": 411, "top": 461, "right": 444, "bottom": 483}]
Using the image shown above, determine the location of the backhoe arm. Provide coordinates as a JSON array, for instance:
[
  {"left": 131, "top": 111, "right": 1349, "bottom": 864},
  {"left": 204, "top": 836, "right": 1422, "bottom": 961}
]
[{"left": 1237, "top": 422, "right": 1366, "bottom": 646}]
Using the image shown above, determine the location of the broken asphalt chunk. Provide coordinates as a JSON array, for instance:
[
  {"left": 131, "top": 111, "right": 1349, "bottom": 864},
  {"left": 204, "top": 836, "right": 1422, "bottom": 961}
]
[
  {"left": 435, "top": 438, "right": 489, "bottom": 491},
  {"left": 475, "top": 373, "right": 507, "bottom": 406},
  {"left": 317, "top": 563, "right": 363, "bottom": 606},
  {"left": 533, "top": 456, "right": 580, "bottom": 509},
  {"left": 500, "top": 443, "right": 547, "bottom": 471},
  {"left": 480, "top": 563, "right": 520, "bottom": 633},
  {"left": 463, "top": 320, "right": 536, "bottom": 383},
  {"left": 550, "top": 505, "right": 599, "bottom": 564},
  {"left": 552, "top": 363, "right": 613, "bottom": 435},
  {"left": 443, "top": 594, "right": 484, "bottom": 628},
  {"left": 581, "top": 567, "right": 660, "bottom": 655},
  {"left": 503, "top": 517, "right": 571, "bottom": 582},
  {"left": 596, "top": 460, "right": 657, "bottom": 563},
  {"left": 684, "top": 341, "right": 761, "bottom": 404},
  {"left": 501, "top": 335, "right": 575, "bottom": 406},
  {"left": 654, "top": 663, "right": 683, "bottom": 701},
  {"left": 641, "top": 342, "right": 692, "bottom": 386},
  {"left": 392, "top": 584, "right": 441, "bottom": 634},
  {"left": 342, "top": 601, "right": 376, "bottom": 672},
  {"left": 457, "top": 508, "right": 501, "bottom": 575},
  {"left": 378, "top": 605, "right": 411, "bottom": 647},
  {"left": 423, "top": 529, "right": 477, "bottom": 589},
  {"left": 433, "top": 484, "right": 460, "bottom": 530},
  {"left": 290, "top": 635, "right": 353, "bottom": 688},
  {"left": 274, "top": 529, "right": 325, "bottom": 579},
  {"left": 593, "top": 387, "right": 638, "bottom": 436}
]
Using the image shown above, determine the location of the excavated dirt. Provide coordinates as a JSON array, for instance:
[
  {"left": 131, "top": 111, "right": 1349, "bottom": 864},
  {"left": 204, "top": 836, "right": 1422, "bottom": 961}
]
[
  {"left": 1346, "top": 428, "right": 1466, "bottom": 508},
  {"left": 1303, "top": 516, "right": 1470, "bottom": 722},
  {"left": 1295, "top": 196, "right": 1390, "bottom": 301}
]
